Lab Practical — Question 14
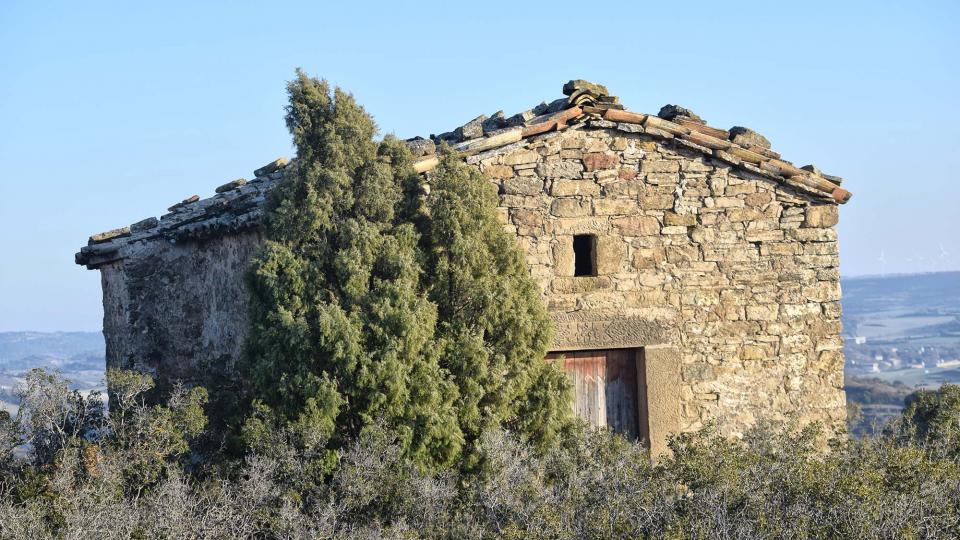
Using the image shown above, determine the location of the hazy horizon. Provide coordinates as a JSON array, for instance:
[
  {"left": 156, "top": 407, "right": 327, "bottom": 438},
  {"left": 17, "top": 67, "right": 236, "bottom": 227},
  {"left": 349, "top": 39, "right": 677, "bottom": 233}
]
[
  {"left": 2, "top": 1, "right": 958, "bottom": 332},
  {"left": 0, "top": 271, "right": 951, "bottom": 334}
]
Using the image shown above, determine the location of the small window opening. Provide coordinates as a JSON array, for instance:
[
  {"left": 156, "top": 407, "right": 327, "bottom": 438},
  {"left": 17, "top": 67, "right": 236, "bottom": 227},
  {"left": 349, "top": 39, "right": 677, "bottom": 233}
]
[{"left": 573, "top": 234, "right": 597, "bottom": 276}]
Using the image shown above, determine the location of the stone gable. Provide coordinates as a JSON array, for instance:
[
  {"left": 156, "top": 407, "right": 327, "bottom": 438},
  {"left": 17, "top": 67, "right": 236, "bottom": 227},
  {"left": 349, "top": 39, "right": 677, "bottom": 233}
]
[{"left": 471, "top": 125, "right": 845, "bottom": 439}]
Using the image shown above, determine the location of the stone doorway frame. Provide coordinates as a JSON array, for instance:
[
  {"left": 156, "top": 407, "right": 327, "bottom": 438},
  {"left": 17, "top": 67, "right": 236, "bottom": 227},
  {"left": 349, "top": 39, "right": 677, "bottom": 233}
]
[{"left": 550, "top": 311, "right": 681, "bottom": 457}]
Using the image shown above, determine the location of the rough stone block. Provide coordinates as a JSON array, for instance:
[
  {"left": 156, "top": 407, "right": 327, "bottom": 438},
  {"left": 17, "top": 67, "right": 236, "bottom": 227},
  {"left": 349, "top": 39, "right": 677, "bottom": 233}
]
[
  {"left": 594, "top": 170, "right": 619, "bottom": 184},
  {"left": 553, "top": 241, "right": 574, "bottom": 275},
  {"left": 511, "top": 209, "right": 542, "bottom": 229},
  {"left": 822, "top": 302, "right": 842, "bottom": 319},
  {"left": 253, "top": 157, "right": 289, "bottom": 177},
  {"left": 215, "top": 178, "right": 247, "bottom": 193},
  {"left": 455, "top": 115, "right": 486, "bottom": 140},
  {"left": 792, "top": 228, "right": 837, "bottom": 242},
  {"left": 561, "top": 135, "right": 586, "bottom": 149},
  {"left": 640, "top": 194, "right": 675, "bottom": 210},
  {"left": 551, "top": 180, "right": 600, "bottom": 197},
  {"left": 593, "top": 198, "right": 636, "bottom": 216},
  {"left": 499, "top": 194, "right": 543, "bottom": 209},
  {"left": 744, "top": 192, "right": 773, "bottom": 207},
  {"left": 502, "top": 177, "right": 544, "bottom": 196},
  {"left": 681, "top": 160, "right": 712, "bottom": 172},
  {"left": 130, "top": 217, "right": 159, "bottom": 233},
  {"left": 502, "top": 149, "right": 540, "bottom": 166},
  {"left": 780, "top": 303, "right": 821, "bottom": 318},
  {"left": 804, "top": 243, "right": 838, "bottom": 256},
  {"left": 745, "top": 230, "right": 784, "bottom": 242},
  {"left": 727, "top": 208, "right": 763, "bottom": 222},
  {"left": 585, "top": 138, "right": 610, "bottom": 153},
  {"left": 712, "top": 196, "right": 745, "bottom": 208},
  {"left": 666, "top": 244, "right": 699, "bottom": 264},
  {"left": 741, "top": 345, "right": 767, "bottom": 361},
  {"left": 726, "top": 183, "right": 757, "bottom": 196},
  {"left": 642, "top": 160, "right": 680, "bottom": 173},
  {"left": 803, "top": 205, "right": 839, "bottom": 228},
  {"left": 660, "top": 226, "right": 688, "bottom": 235},
  {"left": 760, "top": 242, "right": 801, "bottom": 256},
  {"left": 817, "top": 268, "right": 840, "bottom": 281},
  {"left": 746, "top": 304, "right": 778, "bottom": 321},
  {"left": 89, "top": 227, "right": 131, "bottom": 244},
  {"left": 645, "top": 173, "right": 680, "bottom": 186},
  {"left": 664, "top": 213, "right": 697, "bottom": 226},
  {"left": 551, "top": 199, "right": 591, "bottom": 217},
  {"left": 612, "top": 215, "right": 660, "bottom": 236},
  {"left": 595, "top": 236, "right": 626, "bottom": 275},
  {"left": 551, "top": 276, "right": 613, "bottom": 293},
  {"left": 583, "top": 152, "right": 619, "bottom": 171},
  {"left": 546, "top": 217, "right": 609, "bottom": 235},
  {"left": 484, "top": 164, "right": 514, "bottom": 179},
  {"left": 611, "top": 137, "right": 630, "bottom": 151},
  {"left": 536, "top": 161, "right": 583, "bottom": 179},
  {"left": 729, "top": 126, "right": 771, "bottom": 149},
  {"left": 632, "top": 247, "right": 665, "bottom": 269}
]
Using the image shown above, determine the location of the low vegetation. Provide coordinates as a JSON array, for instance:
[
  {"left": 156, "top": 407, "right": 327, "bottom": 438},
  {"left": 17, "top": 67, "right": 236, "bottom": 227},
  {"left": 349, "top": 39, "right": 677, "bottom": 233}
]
[
  {"left": 845, "top": 374, "right": 914, "bottom": 436},
  {"left": 3, "top": 368, "right": 960, "bottom": 538}
]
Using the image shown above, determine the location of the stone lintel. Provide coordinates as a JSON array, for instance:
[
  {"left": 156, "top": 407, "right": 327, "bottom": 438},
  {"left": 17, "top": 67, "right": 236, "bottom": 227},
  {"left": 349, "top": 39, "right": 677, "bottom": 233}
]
[{"left": 549, "top": 311, "right": 675, "bottom": 351}]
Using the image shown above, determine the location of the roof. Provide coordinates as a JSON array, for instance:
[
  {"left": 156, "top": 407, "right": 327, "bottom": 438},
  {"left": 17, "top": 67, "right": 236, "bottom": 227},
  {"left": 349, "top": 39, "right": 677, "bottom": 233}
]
[
  {"left": 76, "top": 80, "right": 851, "bottom": 269},
  {"left": 407, "top": 80, "right": 850, "bottom": 204}
]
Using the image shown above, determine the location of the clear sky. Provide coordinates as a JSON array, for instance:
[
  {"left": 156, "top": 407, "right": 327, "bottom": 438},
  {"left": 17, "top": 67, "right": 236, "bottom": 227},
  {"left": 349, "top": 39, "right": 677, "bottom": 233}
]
[{"left": 1, "top": 0, "right": 958, "bottom": 332}]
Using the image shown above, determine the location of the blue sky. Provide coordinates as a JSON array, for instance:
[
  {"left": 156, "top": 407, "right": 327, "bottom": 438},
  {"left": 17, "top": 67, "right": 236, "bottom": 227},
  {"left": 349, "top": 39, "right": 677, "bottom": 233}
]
[{"left": 1, "top": 1, "right": 958, "bottom": 331}]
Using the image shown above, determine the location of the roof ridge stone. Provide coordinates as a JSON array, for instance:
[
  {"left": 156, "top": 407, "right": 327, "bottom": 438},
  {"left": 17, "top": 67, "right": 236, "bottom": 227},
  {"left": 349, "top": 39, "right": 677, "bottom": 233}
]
[{"left": 407, "top": 80, "right": 850, "bottom": 204}]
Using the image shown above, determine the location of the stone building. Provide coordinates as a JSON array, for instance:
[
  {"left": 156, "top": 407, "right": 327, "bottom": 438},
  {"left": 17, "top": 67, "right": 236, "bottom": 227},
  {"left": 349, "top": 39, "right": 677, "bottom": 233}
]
[{"left": 77, "top": 81, "right": 852, "bottom": 455}]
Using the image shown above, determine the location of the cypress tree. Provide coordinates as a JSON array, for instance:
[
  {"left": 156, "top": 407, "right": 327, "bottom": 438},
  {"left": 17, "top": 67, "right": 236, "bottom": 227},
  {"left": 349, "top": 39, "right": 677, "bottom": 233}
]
[
  {"left": 421, "top": 152, "right": 572, "bottom": 464},
  {"left": 241, "top": 71, "right": 570, "bottom": 471}
]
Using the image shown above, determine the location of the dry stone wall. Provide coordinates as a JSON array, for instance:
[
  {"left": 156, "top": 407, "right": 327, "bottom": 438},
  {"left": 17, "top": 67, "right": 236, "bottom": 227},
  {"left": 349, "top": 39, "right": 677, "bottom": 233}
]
[
  {"left": 78, "top": 96, "right": 847, "bottom": 440},
  {"left": 100, "top": 231, "right": 262, "bottom": 389},
  {"left": 462, "top": 124, "right": 845, "bottom": 437}
]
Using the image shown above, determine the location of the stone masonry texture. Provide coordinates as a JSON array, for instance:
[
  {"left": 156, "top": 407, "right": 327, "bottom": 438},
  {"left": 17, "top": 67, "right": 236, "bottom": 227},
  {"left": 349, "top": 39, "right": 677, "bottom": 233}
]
[{"left": 78, "top": 92, "right": 847, "bottom": 441}]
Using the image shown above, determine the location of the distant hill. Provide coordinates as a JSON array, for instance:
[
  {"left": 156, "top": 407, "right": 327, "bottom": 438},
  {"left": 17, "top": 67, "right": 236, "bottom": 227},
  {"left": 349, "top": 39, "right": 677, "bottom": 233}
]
[
  {"left": 0, "top": 331, "right": 105, "bottom": 411},
  {"left": 841, "top": 271, "right": 960, "bottom": 348},
  {"left": 0, "top": 331, "right": 104, "bottom": 364},
  {"left": 842, "top": 271, "right": 960, "bottom": 319}
]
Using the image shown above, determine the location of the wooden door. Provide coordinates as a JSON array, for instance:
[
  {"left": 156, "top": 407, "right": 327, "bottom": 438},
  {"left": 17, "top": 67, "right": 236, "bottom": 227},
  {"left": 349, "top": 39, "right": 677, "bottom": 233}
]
[{"left": 546, "top": 349, "right": 642, "bottom": 440}]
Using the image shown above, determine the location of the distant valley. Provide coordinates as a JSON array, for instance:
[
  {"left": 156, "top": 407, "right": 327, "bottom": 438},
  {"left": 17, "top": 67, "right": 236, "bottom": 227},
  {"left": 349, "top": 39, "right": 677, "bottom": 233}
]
[
  {"left": 0, "top": 331, "right": 105, "bottom": 413},
  {"left": 842, "top": 271, "right": 960, "bottom": 431}
]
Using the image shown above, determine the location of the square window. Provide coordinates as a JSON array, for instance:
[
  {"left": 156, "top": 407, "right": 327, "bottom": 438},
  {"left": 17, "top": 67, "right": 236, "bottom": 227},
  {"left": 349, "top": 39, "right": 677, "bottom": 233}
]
[{"left": 573, "top": 234, "right": 597, "bottom": 277}]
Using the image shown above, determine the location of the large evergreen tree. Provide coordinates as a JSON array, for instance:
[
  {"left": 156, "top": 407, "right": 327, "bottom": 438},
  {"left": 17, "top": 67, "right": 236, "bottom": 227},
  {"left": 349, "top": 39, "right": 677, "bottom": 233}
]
[
  {"left": 421, "top": 153, "right": 572, "bottom": 466},
  {"left": 240, "top": 71, "right": 570, "bottom": 470}
]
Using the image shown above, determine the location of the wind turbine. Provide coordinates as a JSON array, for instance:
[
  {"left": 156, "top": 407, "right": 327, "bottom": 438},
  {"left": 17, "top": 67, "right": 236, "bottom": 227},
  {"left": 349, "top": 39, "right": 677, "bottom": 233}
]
[{"left": 877, "top": 249, "right": 887, "bottom": 276}]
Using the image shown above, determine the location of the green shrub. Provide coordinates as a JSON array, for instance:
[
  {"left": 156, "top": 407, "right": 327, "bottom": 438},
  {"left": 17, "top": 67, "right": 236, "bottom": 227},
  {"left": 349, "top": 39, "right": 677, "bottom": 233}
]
[
  {"left": 3, "top": 372, "right": 960, "bottom": 538},
  {"left": 239, "top": 71, "right": 571, "bottom": 472}
]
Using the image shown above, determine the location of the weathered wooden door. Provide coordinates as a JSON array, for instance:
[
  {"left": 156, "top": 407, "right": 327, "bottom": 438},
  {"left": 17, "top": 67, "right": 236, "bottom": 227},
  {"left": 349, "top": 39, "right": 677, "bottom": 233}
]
[{"left": 545, "top": 349, "right": 642, "bottom": 440}]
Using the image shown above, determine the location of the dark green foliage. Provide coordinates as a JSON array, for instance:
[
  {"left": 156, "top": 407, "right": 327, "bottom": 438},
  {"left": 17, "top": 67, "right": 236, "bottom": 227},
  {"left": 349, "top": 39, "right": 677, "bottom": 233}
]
[
  {"left": 845, "top": 375, "right": 914, "bottom": 436},
  {"left": 422, "top": 153, "right": 571, "bottom": 463},
  {"left": 893, "top": 384, "right": 960, "bottom": 458},
  {"left": 240, "top": 71, "right": 570, "bottom": 471}
]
